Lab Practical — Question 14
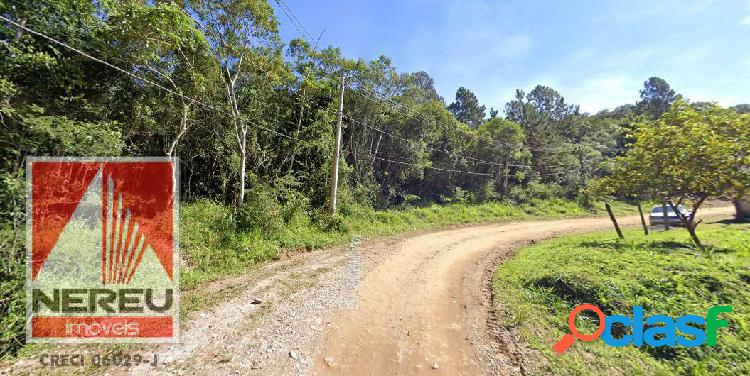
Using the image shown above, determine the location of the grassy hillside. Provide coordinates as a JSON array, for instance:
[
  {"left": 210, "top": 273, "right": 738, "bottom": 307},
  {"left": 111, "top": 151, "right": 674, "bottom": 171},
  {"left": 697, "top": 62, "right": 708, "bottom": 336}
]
[{"left": 494, "top": 223, "right": 750, "bottom": 375}]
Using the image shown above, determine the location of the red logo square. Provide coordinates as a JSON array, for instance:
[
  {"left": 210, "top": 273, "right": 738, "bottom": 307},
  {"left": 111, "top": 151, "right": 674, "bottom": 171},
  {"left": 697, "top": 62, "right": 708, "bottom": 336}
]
[{"left": 26, "top": 157, "right": 179, "bottom": 343}]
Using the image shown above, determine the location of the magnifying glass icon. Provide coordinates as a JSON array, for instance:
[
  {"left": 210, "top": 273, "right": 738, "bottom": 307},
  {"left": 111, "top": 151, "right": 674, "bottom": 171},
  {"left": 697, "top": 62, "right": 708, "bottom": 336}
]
[{"left": 553, "top": 304, "right": 606, "bottom": 354}]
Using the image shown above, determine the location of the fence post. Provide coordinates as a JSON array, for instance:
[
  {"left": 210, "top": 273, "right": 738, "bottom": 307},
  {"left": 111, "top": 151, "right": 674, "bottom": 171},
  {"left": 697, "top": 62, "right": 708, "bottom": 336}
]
[{"left": 605, "top": 202, "right": 624, "bottom": 239}]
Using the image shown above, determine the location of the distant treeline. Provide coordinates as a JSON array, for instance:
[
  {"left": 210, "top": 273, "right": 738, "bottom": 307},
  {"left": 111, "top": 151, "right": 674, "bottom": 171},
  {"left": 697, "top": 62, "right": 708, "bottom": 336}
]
[
  {"left": 1, "top": 1, "right": 748, "bottom": 214},
  {"left": 2, "top": 0, "right": 750, "bottom": 360}
]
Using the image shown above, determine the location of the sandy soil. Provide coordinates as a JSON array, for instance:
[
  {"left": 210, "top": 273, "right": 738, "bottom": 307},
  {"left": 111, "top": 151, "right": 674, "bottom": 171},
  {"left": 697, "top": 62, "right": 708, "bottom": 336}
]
[
  {"left": 2, "top": 206, "right": 734, "bottom": 376},
  {"left": 311, "top": 207, "right": 733, "bottom": 375}
]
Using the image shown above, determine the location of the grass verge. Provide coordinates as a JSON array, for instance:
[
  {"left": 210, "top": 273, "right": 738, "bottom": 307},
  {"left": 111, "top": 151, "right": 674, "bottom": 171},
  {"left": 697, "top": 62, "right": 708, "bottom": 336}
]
[
  {"left": 1, "top": 198, "right": 642, "bottom": 361},
  {"left": 180, "top": 198, "right": 642, "bottom": 293},
  {"left": 493, "top": 222, "right": 750, "bottom": 375}
]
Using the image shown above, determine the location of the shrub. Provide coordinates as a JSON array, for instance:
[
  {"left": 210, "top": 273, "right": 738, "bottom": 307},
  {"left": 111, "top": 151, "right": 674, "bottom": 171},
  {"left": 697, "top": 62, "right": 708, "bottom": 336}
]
[
  {"left": 509, "top": 181, "right": 564, "bottom": 202},
  {"left": 235, "top": 186, "right": 284, "bottom": 235},
  {"left": 0, "top": 226, "right": 24, "bottom": 359},
  {"left": 181, "top": 200, "right": 236, "bottom": 249}
]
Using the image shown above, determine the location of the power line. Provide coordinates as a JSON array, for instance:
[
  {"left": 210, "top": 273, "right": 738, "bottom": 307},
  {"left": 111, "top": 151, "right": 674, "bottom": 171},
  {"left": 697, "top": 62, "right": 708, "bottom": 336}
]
[
  {"left": 344, "top": 114, "right": 507, "bottom": 167},
  {"left": 2, "top": 12, "right": 499, "bottom": 179},
  {"left": 265, "top": 0, "right": 520, "bottom": 164},
  {"left": 347, "top": 87, "right": 627, "bottom": 153},
  {"left": 371, "top": 156, "right": 492, "bottom": 177},
  {"left": 271, "top": 1, "right": 622, "bottom": 171},
  {"left": 345, "top": 115, "right": 600, "bottom": 171},
  {"left": 2, "top": 12, "right": 609, "bottom": 181},
  {"left": 274, "top": 4, "right": 506, "bottom": 175},
  {"left": 0, "top": 14, "right": 300, "bottom": 143},
  {"left": 273, "top": 0, "right": 315, "bottom": 45},
  {"left": 369, "top": 153, "right": 584, "bottom": 179}
]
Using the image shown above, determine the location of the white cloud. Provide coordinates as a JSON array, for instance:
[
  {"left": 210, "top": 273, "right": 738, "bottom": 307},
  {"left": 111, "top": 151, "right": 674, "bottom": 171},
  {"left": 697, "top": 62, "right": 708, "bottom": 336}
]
[{"left": 392, "top": 0, "right": 749, "bottom": 113}]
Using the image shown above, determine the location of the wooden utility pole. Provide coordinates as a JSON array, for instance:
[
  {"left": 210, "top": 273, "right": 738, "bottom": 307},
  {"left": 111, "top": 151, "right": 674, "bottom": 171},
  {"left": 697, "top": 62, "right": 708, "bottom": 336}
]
[
  {"left": 605, "top": 202, "right": 624, "bottom": 239},
  {"left": 328, "top": 75, "right": 345, "bottom": 213},
  {"left": 637, "top": 202, "right": 649, "bottom": 235},
  {"left": 577, "top": 141, "right": 586, "bottom": 187}
]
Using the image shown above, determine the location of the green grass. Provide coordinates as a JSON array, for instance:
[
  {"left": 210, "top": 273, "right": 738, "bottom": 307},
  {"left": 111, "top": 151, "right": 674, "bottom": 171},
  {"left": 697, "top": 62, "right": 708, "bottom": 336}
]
[
  {"left": 0, "top": 198, "right": 643, "bottom": 361},
  {"left": 493, "top": 223, "right": 750, "bottom": 376},
  {"left": 180, "top": 198, "right": 641, "bottom": 293}
]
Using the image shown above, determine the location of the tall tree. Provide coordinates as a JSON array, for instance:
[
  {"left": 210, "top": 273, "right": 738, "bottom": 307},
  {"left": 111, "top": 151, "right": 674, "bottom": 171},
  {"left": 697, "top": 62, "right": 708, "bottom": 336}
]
[
  {"left": 505, "top": 85, "right": 577, "bottom": 179},
  {"left": 488, "top": 107, "right": 499, "bottom": 119},
  {"left": 448, "top": 86, "right": 486, "bottom": 128},
  {"left": 477, "top": 118, "right": 528, "bottom": 196},
  {"left": 731, "top": 104, "right": 750, "bottom": 114},
  {"left": 108, "top": 2, "right": 217, "bottom": 157},
  {"left": 595, "top": 101, "right": 749, "bottom": 247},
  {"left": 400, "top": 70, "right": 441, "bottom": 104},
  {"left": 636, "top": 76, "right": 677, "bottom": 119},
  {"left": 189, "top": 0, "right": 283, "bottom": 203}
]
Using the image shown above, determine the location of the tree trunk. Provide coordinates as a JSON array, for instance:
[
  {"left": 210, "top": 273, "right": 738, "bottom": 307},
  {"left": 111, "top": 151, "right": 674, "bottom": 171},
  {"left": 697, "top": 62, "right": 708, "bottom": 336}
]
[
  {"left": 287, "top": 87, "right": 306, "bottom": 173},
  {"left": 661, "top": 201, "right": 670, "bottom": 231},
  {"left": 605, "top": 202, "right": 624, "bottom": 239},
  {"left": 637, "top": 202, "right": 649, "bottom": 235},
  {"left": 668, "top": 198, "right": 705, "bottom": 249},
  {"left": 370, "top": 133, "right": 382, "bottom": 166},
  {"left": 686, "top": 224, "right": 703, "bottom": 249},
  {"left": 13, "top": 18, "right": 26, "bottom": 42},
  {"left": 223, "top": 56, "right": 246, "bottom": 204},
  {"left": 734, "top": 196, "right": 748, "bottom": 221},
  {"left": 577, "top": 141, "right": 586, "bottom": 187},
  {"left": 238, "top": 130, "right": 247, "bottom": 204},
  {"left": 497, "top": 157, "right": 510, "bottom": 197},
  {"left": 166, "top": 104, "right": 190, "bottom": 157},
  {"left": 9, "top": 194, "right": 19, "bottom": 273}
]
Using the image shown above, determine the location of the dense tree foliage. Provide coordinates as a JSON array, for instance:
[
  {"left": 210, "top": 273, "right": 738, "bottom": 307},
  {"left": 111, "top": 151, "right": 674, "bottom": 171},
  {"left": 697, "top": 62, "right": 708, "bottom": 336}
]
[
  {"left": 2, "top": 1, "right": 744, "bottom": 244},
  {"left": 594, "top": 101, "right": 750, "bottom": 246},
  {"left": 636, "top": 76, "right": 678, "bottom": 119},
  {"left": 448, "top": 86, "right": 485, "bottom": 128},
  {"left": 1, "top": 0, "right": 747, "bottom": 358}
]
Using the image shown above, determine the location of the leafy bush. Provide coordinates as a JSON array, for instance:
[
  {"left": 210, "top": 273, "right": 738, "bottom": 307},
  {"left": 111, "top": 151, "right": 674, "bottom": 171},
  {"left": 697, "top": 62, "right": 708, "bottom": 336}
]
[
  {"left": 0, "top": 227, "right": 24, "bottom": 360},
  {"left": 235, "top": 186, "right": 284, "bottom": 235},
  {"left": 0, "top": 273, "right": 24, "bottom": 360},
  {"left": 181, "top": 199, "right": 235, "bottom": 249},
  {"left": 509, "top": 181, "right": 565, "bottom": 202}
]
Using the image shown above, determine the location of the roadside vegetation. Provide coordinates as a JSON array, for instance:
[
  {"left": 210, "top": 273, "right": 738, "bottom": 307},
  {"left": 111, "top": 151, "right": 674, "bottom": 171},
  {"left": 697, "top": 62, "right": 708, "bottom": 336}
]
[
  {"left": 494, "top": 223, "right": 750, "bottom": 375},
  {"left": 178, "top": 198, "right": 645, "bottom": 289},
  {"left": 0, "top": 197, "right": 643, "bottom": 360},
  {"left": 1, "top": 0, "right": 748, "bottom": 363},
  {"left": 593, "top": 100, "right": 749, "bottom": 247}
]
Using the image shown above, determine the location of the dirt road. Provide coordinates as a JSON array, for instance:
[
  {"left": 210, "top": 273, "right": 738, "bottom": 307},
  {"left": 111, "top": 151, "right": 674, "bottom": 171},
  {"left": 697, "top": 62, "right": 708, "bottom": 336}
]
[
  {"left": 311, "top": 206, "right": 732, "bottom": 375},
  {"left": 3, "top": 207, "right": 734, "bottom": 376}
]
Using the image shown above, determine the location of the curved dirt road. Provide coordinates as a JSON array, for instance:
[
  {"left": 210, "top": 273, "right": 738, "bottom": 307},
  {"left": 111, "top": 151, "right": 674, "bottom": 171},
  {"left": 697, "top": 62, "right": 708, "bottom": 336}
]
[
  {"left": 312, "top": 206, "right": 734, "bottom": 375},
  {"left": 2, "top": 207, "right": 734, "bottom": 376}
]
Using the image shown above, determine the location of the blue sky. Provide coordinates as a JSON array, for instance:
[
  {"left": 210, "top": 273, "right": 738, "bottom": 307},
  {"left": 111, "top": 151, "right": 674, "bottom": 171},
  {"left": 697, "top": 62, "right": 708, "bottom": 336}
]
[{"left": 272, "top": 0, "right": 750, "bottom": 113}]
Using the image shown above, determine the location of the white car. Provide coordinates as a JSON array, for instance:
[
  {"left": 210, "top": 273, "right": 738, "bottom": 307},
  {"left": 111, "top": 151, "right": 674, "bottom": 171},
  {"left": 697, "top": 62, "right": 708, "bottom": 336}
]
[{"left": 649, "top": 205, "right": 688, "bottom": 226}]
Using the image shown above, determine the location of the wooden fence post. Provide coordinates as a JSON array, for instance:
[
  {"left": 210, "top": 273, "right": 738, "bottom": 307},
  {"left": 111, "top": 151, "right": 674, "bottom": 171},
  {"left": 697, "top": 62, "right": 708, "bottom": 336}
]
[
  {"left": 637, "top": 202, "right": 649, "bottom": 235},
  {"left": 605, "top": 202, "right": 624, "bottom": 239}
]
